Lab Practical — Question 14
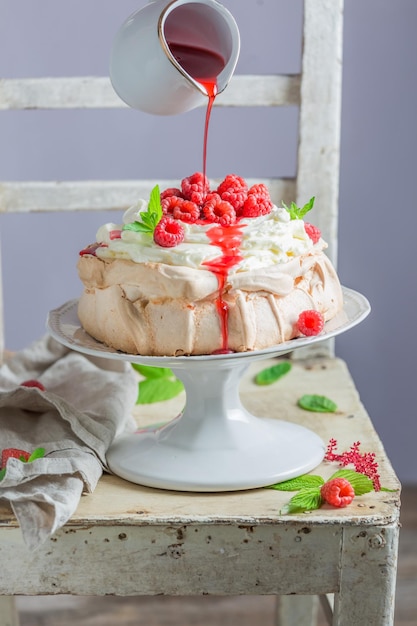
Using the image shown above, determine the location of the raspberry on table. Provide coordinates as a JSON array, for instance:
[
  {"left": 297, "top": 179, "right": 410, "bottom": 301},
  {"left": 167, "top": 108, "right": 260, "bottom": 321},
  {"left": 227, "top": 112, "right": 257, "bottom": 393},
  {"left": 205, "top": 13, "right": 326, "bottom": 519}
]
[
  {"left": 181, "top": 172, "right": 210, "bottom": 205},
  {"left": 321, "top": 477, "right": 355, "bottom": 507},
  {"left": 1, "top": 448, "right": 31, "bottom": 469},
  {"left": 217, "top": 174, "right": 248, "bottom": 211},
  {"left": 297, "top": 310, "right": 325, "bottom": 336},
  {"left": 153, "top": 217, "right": 185, "bottom": 247},
  {"left": 305, "top": 222, "right": 321, "bottom": 244},
  {"left": 21, "top": 379, "right": 46, "bottom": 391},
  {"left": 202, "top": 195, "right": 236, "bottom": 226}
]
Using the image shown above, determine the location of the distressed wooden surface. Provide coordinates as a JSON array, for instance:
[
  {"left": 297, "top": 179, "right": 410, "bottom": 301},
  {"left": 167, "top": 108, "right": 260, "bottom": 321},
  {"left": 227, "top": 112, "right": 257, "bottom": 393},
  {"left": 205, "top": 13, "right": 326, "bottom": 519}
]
[
  {"left": 296, "top": 0, "right": 344, "bottom": 266},
  {"left": 0, "top": 358, "right": 401, "bottom": 626},
  {"left": 0, "top": 75, "right": 300, "bottom": 110},
  {"left": 4, "top": 487, "right": 416, "bottom": 626}
]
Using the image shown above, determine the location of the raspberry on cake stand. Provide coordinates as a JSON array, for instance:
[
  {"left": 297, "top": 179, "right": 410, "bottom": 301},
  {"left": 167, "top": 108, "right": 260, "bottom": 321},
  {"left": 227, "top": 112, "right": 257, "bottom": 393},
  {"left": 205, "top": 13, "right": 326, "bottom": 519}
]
[{"left": 47, "top": 287, "right": 370, "bottom": 492}]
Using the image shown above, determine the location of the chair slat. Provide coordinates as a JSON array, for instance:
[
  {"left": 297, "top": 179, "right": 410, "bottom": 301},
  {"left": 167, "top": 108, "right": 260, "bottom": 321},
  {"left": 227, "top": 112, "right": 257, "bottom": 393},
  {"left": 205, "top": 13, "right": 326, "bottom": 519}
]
[
  {"left": 296, "top": 0, "right": 344, "bottom": 266},
  {"left": 0, "top": 75, "right": 300, "bottom": 110},
  {"left": 0, "top": 178, "right": 296, "bottom": 213}
]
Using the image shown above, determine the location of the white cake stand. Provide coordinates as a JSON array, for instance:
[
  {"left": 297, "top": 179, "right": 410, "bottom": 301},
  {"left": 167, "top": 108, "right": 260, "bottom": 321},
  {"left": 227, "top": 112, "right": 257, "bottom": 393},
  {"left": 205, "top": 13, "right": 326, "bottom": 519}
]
[{"left": 47, "top": 287, "right": 370, "bottom": 492}]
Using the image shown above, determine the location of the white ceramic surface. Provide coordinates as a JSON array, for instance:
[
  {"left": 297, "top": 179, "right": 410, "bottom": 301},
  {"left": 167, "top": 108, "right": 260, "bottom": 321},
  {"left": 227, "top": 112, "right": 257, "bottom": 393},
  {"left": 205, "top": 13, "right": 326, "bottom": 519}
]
[
  {"left": 47, "top": 287, "right": 370, "bottom": 492},
  {"left": 109, "top": 0, "right": 240, "bottom": 115}
]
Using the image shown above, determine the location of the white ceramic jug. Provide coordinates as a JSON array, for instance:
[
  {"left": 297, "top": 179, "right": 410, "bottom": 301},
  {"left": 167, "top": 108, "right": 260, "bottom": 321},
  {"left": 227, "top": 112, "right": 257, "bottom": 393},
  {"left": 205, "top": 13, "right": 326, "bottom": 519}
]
[{"left": 109, "top": 0, "right": 240, "bottom": 115}]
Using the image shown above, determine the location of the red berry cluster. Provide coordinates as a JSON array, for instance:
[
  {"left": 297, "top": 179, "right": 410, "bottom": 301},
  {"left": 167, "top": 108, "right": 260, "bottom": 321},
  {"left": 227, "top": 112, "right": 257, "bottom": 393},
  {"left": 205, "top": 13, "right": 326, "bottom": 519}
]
[
  {"left": 325, "top": 439, "right": 382, "bottom": 491},
  {"left": 160, "top": 172, "right": 273, "bottom": 228}
]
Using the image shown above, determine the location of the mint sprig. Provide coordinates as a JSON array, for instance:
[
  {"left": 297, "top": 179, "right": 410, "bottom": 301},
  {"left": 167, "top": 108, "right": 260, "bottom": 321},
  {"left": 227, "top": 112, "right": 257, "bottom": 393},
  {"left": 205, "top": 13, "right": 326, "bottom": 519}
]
[
  {"left": 122, "top": 185, "right": 163, "bottom": 235},
  {"left": 267, "top": 468, "right": 381, "bottom": 514},
  {"left": 282, "top": 197, "right": 315, "bottom": 220}
]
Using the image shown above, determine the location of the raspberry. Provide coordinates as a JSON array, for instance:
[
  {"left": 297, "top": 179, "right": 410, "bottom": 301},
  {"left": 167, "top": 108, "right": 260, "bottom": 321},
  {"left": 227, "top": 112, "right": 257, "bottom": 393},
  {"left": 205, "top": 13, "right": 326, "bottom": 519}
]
[
  {"left": 241, "top": 183, "right": 273, "bottom": 218},
  {"left": 217, "top": 174, "right": 248, "bottom": 212},
  {"left": 109, "top": 229, "right": 122, "bottom": 240},
  {"left": 1, "top": 448, "right": 31, "bottom": 469},
  {"left": 172, "top": 200, "right": 200, "bottom": 223},
  {"left": 161, "top": 195, "right": 184, "bottom": 215},
  {"left": 160, "top": 187, "right": 183, "bottom": 201},
  {"left": 181, "top": 172, "right": 209, "bottom": 204},
  {"left": 297, "top": 310, "right": 325, "bottom": 336},
  {"left": 21, "top": 379, "right": 46, "bottom": 391},
  {"left": 305, "top": 222, "right": 321, "bottom": 244},
  {"left": 153, "top": 217, "right": 185, "bottom": 247},
  {"left": 202, "top": 194, "right": 236, "bottom": 226},
  {"left": 321, "top": 477, "right": 355, "bottom": 508}
]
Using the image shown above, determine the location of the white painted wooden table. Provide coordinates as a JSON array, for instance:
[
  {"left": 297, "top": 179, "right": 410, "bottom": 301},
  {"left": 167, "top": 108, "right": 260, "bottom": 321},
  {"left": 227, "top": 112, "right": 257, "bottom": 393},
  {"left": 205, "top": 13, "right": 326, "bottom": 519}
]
[{"left": 0, "top": 357, "right": 400, "bottom": 626}]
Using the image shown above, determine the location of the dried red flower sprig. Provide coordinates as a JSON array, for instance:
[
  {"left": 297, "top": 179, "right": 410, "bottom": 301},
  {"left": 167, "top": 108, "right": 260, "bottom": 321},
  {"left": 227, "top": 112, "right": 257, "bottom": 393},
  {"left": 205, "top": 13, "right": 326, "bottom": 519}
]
[{"left": 324, "top": 439, "right": 381, "bottom": 491}]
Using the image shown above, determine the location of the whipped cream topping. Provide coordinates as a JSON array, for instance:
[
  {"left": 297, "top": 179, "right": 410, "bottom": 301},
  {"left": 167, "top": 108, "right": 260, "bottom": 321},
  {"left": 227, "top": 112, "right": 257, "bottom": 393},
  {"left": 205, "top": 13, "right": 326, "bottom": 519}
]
[{"left": 94, "top": 200, "right": 325, "bottom": 273}]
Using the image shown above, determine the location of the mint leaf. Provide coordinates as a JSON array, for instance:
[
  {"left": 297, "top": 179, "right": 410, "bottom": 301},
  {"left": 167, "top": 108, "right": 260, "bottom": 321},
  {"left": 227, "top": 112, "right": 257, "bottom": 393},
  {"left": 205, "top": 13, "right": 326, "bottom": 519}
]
[
  {"left": 141, "top": 212, "right": 158, "bottom": 230},
  {"left": 297, "top": 196, "right": 315, "bottom": 218},
  {"left": 132, "top": 364, "right": 175, "bottom": 379},
  {"left": 267, "top": 474, "right": 325, "bottom": 491},
  {"left": 0, "top": 468, "right": 6, "bottom": 481},
  {"left": 255, "top": 361, "right": 292, "bottom": 385},
  {"left": 137, "top": 378, "right": 184, "bottom": 404},
  {"left": 122, "top": 185, "right": 163, "bottom": 236},
  {"left": 283, "top": 197, "right": 315, "bottom": 220},
  {"left": 122, "top": 221, "right": 151, "bottom": 233},
  {"left": 281, "top": 487, "right": 322, "bottom": 514},
  {"left": 297, "top": 394, "right": 337, "bottom": 413},
  {"left": 148, "top": 184, "right": 163, "bottom": 222},
  {"left": 132, "top": 363, "right": 185, "bottom": 404},
  {"left": 329, "top": 469, "right": 374, "bottom": 495},
  {"left": 28, "top": 447, "right": 46, "bottom": 463}
]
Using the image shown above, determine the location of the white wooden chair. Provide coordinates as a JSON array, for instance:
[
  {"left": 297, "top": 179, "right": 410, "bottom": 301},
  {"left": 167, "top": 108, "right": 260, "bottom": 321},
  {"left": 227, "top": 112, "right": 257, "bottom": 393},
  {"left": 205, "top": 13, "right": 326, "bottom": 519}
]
[{"left": 0, "top": 1, "right": 401, "bottom": 624}]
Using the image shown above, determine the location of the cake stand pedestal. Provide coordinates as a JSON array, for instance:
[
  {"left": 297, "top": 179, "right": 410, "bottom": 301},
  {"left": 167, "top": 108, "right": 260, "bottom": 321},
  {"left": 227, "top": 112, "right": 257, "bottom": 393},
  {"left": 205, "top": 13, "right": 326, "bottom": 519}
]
[
  {"left": 107, "top": 354, "right": 325, "bottom": 491},
  {"left": 47, "top": 287, "right": 370, "bottom": 492}
]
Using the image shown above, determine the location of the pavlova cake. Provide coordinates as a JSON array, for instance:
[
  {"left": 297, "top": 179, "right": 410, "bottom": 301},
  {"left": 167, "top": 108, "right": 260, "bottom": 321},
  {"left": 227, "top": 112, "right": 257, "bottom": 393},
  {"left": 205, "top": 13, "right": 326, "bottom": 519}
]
[{"left": 77, "top": 173, "right": 343, "bottom": 356}]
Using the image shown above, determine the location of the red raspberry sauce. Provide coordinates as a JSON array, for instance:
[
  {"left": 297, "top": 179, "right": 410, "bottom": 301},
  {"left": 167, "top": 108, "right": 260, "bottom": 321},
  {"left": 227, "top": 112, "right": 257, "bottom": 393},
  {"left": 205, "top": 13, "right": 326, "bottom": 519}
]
[{"left": 203, "top": 223, "right": 245, "bottom": 354}]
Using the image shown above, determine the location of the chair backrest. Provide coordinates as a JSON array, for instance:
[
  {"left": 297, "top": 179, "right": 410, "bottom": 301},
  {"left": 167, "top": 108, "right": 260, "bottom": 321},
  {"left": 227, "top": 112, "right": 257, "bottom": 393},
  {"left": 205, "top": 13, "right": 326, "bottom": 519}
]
[{"left": 0, "top": 0, "right": 344, "bottom": 362}]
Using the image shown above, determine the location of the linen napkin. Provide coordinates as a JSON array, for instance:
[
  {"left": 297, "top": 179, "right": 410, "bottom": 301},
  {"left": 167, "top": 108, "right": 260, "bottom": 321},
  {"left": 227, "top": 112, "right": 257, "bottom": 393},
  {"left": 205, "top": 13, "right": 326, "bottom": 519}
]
[{"left": 0, "top": 334, "right": 138, "bottom": 550}]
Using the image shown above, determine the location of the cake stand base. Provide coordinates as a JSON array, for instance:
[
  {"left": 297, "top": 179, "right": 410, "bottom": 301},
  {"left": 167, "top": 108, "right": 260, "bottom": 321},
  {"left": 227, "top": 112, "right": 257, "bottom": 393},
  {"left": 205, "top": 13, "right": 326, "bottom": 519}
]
[
  {"left": 47, "top": 288, "right": 371, "bottom": 492},
  {"left": 106, "top": 359, "right": 325, "bottom": 492}
]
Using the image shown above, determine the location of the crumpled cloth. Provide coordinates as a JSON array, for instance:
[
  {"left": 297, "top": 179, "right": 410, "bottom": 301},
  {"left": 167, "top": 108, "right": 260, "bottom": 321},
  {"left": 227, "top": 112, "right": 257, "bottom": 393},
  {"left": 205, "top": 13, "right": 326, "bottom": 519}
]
[{"left": 0, "top": 334, "right": 138, "bottom": 550}]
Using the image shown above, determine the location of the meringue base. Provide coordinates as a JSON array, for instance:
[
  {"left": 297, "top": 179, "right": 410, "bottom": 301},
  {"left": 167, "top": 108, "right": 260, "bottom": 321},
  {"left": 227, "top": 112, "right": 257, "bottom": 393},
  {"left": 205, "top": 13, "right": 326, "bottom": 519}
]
[{"left": 77, "top": 251, "right": 343, "bottom": 356}]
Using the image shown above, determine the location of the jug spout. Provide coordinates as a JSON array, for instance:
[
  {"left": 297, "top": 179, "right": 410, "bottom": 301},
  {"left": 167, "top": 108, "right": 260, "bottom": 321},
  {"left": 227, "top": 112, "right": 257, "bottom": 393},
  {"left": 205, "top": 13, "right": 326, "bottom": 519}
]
[{"left": 109, "top": 0, "right": 240, "bottom": 115}]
